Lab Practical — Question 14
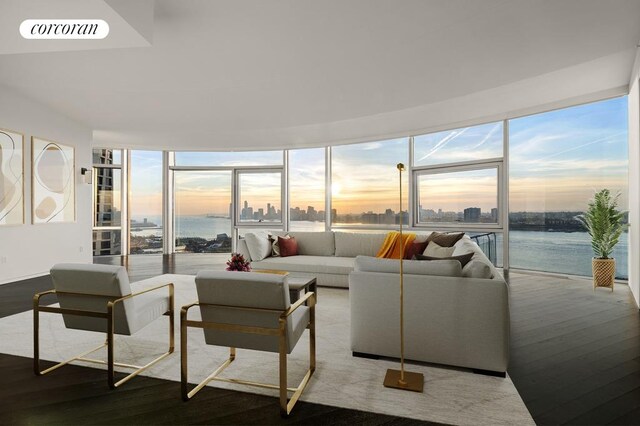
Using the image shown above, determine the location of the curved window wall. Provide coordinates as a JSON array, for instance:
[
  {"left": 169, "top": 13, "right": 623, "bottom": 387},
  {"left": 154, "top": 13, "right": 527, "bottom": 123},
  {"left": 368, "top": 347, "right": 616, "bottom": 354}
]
[{"left": 92, "top": 96, "right": 629, "bottom": 279}]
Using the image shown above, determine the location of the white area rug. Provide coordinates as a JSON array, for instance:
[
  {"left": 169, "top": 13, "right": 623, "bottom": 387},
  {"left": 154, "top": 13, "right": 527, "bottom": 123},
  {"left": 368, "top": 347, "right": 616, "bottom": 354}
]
[{"left": 0, "top": 274, "right": 533, "bottom": 425}]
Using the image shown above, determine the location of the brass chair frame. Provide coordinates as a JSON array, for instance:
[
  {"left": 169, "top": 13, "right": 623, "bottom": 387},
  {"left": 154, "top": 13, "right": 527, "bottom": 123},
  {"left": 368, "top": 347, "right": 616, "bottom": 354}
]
[
  {"left": 33, "top": 283, "right": 175, "bottom": 389},
  {"left": 181, "top": 291, "right": 316, "bottom": 416}
]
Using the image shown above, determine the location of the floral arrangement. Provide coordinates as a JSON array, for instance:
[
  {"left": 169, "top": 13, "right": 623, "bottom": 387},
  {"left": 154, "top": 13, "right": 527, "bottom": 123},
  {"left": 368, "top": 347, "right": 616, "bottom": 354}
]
[{"left": 226, "top": 252, "right": 251, "bottom": 272}]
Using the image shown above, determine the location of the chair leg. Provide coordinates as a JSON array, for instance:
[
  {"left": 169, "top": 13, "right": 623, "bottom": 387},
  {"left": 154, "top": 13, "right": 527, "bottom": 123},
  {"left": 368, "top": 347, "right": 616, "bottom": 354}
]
[
  {"left": 107, "top": 303, "right": 174, "bottom": 389},
  {"left": 180, "top": 308, "right": 189, "bottom": 400},
  {"left": 279, "top": 321, "right": 288, "bottom": 417},
  {"left": 33, "top": 302, "right": 108, "bottom": 376},
  {"left": 310, "top": 303, "right": 316, "bottom": 373},
  {"left": 107, "top": 308, "right": 115, "bottom": 389},
  {"left": 33, "top": 302, "right": 40, "bottom": 376},
  {"left": 182, "top": 346, "right": 236, "bottom": 401},
  {"left": 169, "top": 287, "right": 175, "bottom": 354}
]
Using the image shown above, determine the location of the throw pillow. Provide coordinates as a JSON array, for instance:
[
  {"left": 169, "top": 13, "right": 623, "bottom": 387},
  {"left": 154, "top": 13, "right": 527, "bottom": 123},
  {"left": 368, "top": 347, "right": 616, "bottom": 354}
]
[
  {"left": 278, "top": 236, "right": 299, "bottom": 257},
  {"left": 404, "top": 240, "right": 429, "bottom": 259},
  {"left": 423, "top": 241, "right": 456, "bottom": 257},
  {"left": 414, "top": 252, "right": 475, "bottom": 268},
  {"left": 244, "top": 232, "right": 272, "bottom": 261},
  {"left": 426, "top": 231, "right": 465, "bottom": 247},
  {"left": 270, "top": 233, "right": 291, "bottom": 257}
]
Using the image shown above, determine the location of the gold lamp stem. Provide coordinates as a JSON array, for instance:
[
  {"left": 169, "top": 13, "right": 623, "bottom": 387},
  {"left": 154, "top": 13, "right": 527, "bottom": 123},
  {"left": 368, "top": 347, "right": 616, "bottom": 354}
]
[
  {"left": 383, "top": 163, "right": 424, "bottom": 392},
  {"left": 398, "top": 163, "right": 406, "bottom": 385}
]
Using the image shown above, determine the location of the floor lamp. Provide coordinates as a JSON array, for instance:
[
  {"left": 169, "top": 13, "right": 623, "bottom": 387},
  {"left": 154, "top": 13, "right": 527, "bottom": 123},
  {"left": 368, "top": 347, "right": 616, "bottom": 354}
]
[{"left": 383, "top": 163, "right": 424, "bottom": 392}]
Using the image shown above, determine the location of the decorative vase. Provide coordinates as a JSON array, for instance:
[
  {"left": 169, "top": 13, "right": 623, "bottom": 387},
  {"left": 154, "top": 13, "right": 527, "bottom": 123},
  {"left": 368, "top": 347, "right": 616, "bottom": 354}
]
[{"left": 592, "top": 258, "right": 615, "bottom": 291}]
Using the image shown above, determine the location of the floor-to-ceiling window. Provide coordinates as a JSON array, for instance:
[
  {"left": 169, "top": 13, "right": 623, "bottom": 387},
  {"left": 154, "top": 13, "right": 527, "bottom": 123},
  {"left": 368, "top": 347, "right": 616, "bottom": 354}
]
[
  {"left": 289, "top": 148, "right": 326, "bottom": 231},
  {"left": 92, "top": 148, "right": 123, "bottom": 255},
  {"left": 174, "top": 171, "right": 232, "bottom": 253},
  {"left": 412, "top": 121, "right": 505, "bottom": 266},
  {"left": 170, "top": 151, "right": 284, "bottom": 253},
  {"left": 509, "top": 96, "right": 628, "bottom": 278},
  {"left": 331, "top": 138, "right": 409, "bottom": 227},
  {"left": 129, "top": 151, "right": 163, "bottom": 254}
]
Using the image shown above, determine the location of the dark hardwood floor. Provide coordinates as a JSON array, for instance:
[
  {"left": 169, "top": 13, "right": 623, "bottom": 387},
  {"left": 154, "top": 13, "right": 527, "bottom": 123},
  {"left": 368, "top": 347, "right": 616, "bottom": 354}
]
[
  {"left": 2, "top": 254, "right": 640, "bottom": 425},
  {"left": 508, "top": 271, "right": 640, "bottom": 425}
]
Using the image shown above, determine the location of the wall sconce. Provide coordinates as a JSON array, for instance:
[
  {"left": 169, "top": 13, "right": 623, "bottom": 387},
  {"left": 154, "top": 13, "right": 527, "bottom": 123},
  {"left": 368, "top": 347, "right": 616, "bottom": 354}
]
[{"left": 80, "top": 167, "right": 92, "bottom": 184}]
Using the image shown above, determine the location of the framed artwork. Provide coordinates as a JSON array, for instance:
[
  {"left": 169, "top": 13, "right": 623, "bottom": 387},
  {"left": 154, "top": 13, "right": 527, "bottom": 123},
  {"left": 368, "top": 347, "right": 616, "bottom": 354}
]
[
  {"left": 32, "top": 137, "right": 75, "bottom": 223},
  {"left": 0, "top": 128, "right": 24, "bottom": 225}
]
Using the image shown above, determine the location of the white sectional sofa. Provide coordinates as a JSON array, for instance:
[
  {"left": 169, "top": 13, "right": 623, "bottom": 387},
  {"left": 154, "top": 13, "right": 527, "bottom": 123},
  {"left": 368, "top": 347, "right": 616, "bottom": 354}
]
[
  {"left": 238, "top": 230, "right": 510, "bottom": 374},
  {"left": 238, "top": 230, "right": 500, "bottom": 287},
  {"left": 238, "top": 231, "right": 389, "bottom": 287}
]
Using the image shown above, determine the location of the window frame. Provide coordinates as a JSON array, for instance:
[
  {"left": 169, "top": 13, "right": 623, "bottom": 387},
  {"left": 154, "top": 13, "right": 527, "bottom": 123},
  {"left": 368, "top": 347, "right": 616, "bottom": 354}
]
[
  {"left": 234, "top": 167, "right": 285, "bottom": 227},
  {"left": 412, "top": 159, "right": 504, "bottom": 230},
  {"left": 91, "top": 148, "right": 127, "bottom": 255}
]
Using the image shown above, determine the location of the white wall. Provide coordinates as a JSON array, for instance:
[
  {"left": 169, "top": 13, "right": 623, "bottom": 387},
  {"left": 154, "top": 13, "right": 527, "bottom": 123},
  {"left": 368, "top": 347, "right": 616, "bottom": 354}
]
[
  {"left": 0, "top": 84, "right": 92, "bottom": 284},
  {"left": 629, "top": 74, "right": 640, "bottom": 308}
]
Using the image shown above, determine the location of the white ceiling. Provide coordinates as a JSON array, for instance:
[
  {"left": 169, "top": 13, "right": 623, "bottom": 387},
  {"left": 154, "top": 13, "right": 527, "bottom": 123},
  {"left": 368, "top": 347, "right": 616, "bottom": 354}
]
[{"left": 1, "top": 0, "right": 640, "bottom": 151}]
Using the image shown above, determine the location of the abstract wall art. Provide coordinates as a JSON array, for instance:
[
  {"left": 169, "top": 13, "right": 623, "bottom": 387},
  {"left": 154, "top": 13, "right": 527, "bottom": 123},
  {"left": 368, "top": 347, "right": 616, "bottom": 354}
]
[
  {"left": 0, "top": 128, "right": 24, "bottom": 225},
  {"left": 32, "top": 137, "right": 75, "bottom": 223}
]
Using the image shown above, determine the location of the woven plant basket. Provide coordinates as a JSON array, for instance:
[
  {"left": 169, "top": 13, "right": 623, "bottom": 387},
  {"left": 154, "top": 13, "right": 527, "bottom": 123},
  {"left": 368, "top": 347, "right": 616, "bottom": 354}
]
[{"left": 592, "top": 258, "right": 615, "bottom": 290}]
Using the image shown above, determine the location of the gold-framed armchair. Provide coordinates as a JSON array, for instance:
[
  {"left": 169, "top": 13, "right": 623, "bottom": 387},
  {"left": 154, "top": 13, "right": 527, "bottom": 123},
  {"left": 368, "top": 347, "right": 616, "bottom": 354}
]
[
  {"left": 34, "top": 263, "right": 174, "bottom": 389},
  {"left": 181, "top": 270, "right": 316, "bottom": 417}
]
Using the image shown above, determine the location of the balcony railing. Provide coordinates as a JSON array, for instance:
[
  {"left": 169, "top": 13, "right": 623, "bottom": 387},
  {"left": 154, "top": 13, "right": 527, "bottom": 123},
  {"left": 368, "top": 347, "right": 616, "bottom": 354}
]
[{"left": 469, "top": 232, "right": 497, "bottom": 265}]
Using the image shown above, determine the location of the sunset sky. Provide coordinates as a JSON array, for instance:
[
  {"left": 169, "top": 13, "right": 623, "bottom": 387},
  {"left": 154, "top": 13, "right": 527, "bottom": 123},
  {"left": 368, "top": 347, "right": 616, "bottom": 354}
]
[{"left": 127, "top": 96, "right": 628, "bottom": 220}]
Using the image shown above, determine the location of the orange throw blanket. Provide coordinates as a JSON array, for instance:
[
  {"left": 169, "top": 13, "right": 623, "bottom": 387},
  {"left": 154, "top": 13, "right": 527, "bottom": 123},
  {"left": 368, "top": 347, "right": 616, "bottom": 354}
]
[{"left": 376, "top": 231, "right": 416, "bottom": 259}]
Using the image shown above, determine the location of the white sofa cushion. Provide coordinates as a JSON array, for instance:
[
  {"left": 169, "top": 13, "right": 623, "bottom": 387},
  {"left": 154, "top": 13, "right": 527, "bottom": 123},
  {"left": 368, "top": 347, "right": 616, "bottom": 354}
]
[
  {"left": 453, "top": 236, "right": 496, "bottom": 279},
  {"left": 244, "top": 232, "right": 272, "bottom": 261},
  {"left": 334, "top": 232, "right": 388, "bottom": 257},
  {"left": 288, "top": 231, "right": 335, "bottom": 256},
  {"left": 423, "top": 241, "right": 456, "bottom": 257},
  {"left": 354, "top": 255, "right": 462, "bottom": 277},
  {"left": 462, "top": 260, "right": 493, "bottom": 278},
  {"left": 253, "top": 255, "right": 354, "bottom": 275}
]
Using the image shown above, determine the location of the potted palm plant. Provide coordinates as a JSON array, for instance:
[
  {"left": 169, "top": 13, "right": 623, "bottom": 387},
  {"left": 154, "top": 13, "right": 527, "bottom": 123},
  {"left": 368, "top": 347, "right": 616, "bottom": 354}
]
[{"left": 577, "top": 189, "right": 625, "bottom": 291}]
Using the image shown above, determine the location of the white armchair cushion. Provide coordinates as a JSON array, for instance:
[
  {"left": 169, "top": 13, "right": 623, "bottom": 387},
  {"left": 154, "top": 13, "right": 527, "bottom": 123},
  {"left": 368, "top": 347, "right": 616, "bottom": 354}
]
[
  {"left": 195, "top": 270, "right": 309, "bottom": 353},
  {"left": 50, "top": 263, "right": 131, "bottom": 296},
  {"left": 50, "top": 263, "right": 170, "bottom": 335}
]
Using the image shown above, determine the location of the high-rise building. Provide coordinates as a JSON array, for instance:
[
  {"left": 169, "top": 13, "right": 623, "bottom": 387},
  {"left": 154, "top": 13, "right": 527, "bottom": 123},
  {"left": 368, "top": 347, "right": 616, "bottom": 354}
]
[{"left": 464, "top": 207, "right": 481, "bottom": 222}]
